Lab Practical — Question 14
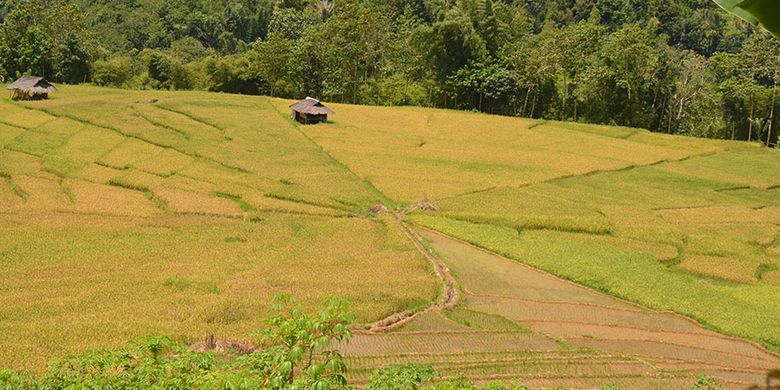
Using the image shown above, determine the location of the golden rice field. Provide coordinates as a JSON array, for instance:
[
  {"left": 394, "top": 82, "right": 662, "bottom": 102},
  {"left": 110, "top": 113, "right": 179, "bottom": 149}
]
[
  {"left": 0, "top": 86, "right": 435, "bottom": 370},
  {"left": 2, "top": 85, "right": 779, "bottom": 386}
]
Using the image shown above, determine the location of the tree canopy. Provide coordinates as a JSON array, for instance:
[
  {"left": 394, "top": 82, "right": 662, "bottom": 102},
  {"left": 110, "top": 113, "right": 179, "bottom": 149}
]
[{"left": 0, "top": 0, "right": 778, "bottom": 143}]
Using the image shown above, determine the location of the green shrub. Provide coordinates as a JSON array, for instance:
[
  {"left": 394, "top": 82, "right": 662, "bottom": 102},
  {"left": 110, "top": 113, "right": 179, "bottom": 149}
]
[
  {"left": 91, "top": 56, "right": 133, "bottom": 87},
  {"left": 367, "top": 364, "right": 438, "bottom": 390},
  {"left": 692, "top": 374, "right": 722, "bottom": 390}
]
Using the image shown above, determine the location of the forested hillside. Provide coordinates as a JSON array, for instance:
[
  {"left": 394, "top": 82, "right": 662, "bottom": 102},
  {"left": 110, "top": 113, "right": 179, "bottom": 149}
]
[{"left": 0, "top": 0, "right": 778, "bottom": 142}]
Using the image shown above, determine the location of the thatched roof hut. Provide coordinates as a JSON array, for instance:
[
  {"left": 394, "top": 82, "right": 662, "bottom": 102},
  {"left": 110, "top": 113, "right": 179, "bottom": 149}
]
[
  {"left": 290, "top": 97, "right": 334, "bottom": 124},
  {"left": 7, "top": 76, "right": 57, "bottom": 100}
]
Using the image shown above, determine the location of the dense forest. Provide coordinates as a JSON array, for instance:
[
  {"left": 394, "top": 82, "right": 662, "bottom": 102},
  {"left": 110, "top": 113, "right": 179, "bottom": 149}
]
[{"left": 0, "top": 0, "right": 778, "bottom": 143}]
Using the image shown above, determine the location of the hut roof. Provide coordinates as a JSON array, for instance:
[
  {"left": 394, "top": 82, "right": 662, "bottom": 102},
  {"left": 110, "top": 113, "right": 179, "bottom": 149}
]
[
  {"left": 290, "top": 97, "right": 334, "bottom": 115},
  {"left": 7, "top": 76, "right": 57, "bottom": 95}
]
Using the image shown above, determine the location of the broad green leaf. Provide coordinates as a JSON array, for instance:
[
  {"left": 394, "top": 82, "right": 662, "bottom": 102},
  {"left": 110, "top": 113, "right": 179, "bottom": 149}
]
[{"left": 712, "top": 0, "right": 780, "bottom": 38}]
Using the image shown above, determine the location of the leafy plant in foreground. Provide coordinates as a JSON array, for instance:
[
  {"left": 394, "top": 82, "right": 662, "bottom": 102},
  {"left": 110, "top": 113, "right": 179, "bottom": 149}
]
[
  {"left": 236, "top": 295, "right": 354, "bottom": 389},
  {"left": 0, "top": 296, "right": 354, "bottom": 390},
  {"left": 691, "top": 374, "right": 723, "bottom": 390},
  {"left": 367, "top": 364, "right": 437, "bottom": 390}
]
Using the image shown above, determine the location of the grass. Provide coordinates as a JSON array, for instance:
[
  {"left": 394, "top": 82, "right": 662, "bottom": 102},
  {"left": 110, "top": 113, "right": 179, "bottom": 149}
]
[
  {"left": 6, "top": 177, "right": 28, "bottom": 200},
  {"left": 215, "top": 192, "right": 256, "bottom": 212},
  {"left": 1, "top": 84, "right": 778, "bottom": 377},
  {"left": 756, "top": 263, "right": 779, "bottom": 280}
]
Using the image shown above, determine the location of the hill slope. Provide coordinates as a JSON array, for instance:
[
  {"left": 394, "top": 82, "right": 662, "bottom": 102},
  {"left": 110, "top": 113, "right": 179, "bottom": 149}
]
[{"left": 1, "top": 86, "right": 778, "bottom": 381}]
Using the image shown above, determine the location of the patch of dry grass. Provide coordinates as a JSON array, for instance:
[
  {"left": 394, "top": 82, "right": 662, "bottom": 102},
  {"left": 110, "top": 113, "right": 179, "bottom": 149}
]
[{"left": 0, "top": 213, "right": 436, "bottom": 371}]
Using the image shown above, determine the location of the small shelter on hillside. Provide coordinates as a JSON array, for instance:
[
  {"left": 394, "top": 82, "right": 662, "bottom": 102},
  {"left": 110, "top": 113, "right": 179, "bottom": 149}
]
[
  {"left": 290, "top": 97, "right": 333, "bottom": 124},
  {"left": 7, "top": 76, "right": 57, "bottom": 100}
]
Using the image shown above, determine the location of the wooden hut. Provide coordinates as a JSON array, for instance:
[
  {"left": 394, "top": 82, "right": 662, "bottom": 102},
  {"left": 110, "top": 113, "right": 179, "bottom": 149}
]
[
  {"left": 290, "top": 97, "right": 334, "bottom": 124},
  {"left": 7, "top": 76, "right": 57, "bottom": 100}
]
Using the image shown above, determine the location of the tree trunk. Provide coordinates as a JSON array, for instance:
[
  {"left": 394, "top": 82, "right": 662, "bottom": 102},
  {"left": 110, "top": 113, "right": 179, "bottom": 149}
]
[
  {"left": 748, "top": 91, "right": 754, "bottom": 141},
  {"left": 573, "top": 99, "right": 578, "bottom": 122},
  {"left": 651, "top": 87, "right": 658, "bottom": 109},
  {"left": 522, "top": 85, "right": 531, "bottom": 117},
  {"left": 561, "top": 73, "right": 567, "bottom": 121},
  {"left": 768, "top": 81, "right": 777, "bottom": 147},
  {"left": 530, "top": 86, "right": 538, "bottom": 119},
  {"left": 353, "top": 67, "right": 359, "bottom": 104},
  {"left": 676, "top": 96, "right": 685, "bottom": 121},
  {"left": 667, "top": 93, "right": 675, "bottom": 134}
]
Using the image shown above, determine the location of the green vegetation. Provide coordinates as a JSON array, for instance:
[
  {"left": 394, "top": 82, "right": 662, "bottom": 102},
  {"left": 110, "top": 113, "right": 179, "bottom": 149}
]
[
  {"left": 0, "top": 296, "right": 352, "bottom": 389},
  {"left": 1, "top": 0, "right": 778, "bottom": 142},
  {"left": 712, "top": 0, "right": 779, "bottom": 38}
]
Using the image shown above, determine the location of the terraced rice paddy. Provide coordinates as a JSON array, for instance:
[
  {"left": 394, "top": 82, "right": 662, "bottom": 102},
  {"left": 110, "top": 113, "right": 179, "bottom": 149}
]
[
  {"left": 342, "top": 229, "right": 780, "bottom": 388},
  {"left": 0, "top": 86, "right": 435, "bottom": 370},
  {"left": 1, "top": 85, "right": 779, "bottom": 387}
]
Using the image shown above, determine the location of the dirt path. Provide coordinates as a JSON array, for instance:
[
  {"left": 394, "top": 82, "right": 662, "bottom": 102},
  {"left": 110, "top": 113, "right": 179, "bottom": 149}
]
[
  {"left": 343, "top": 227, "right": 780, "bottom": 389},
  {"left": 363, "top": 220, "right": 458, "bottom": 332}
]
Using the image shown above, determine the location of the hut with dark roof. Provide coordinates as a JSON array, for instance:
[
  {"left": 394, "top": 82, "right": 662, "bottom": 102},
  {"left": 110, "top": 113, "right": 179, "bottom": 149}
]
[
  {"left": 7, "top": 76, "right": 57, "bottom": 100},
  {"left": 290, "top": 97, "right": 334, "bottom": 124}
]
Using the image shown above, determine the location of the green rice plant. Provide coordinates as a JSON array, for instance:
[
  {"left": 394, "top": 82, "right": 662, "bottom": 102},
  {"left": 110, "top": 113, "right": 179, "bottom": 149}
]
[
  {"left": 108, "top": 176, "right": 150, "bottom": 192},
  {"left": 660, "top": 148, "right": 780, "bottom": 189},
  {"left": 6, "top": 177, "right": 28, "bottom": 200},
  {"left": 0, "top": 124, "right": 24, "bottom": 148},
  {"left": 7, "top": 129, "right": 72, "bottom": 157},
  {"left": 59, "top": 179, "right": 76, "bottom": 204},
  {"left": 522, "top": 230, "right": 679, "bottom": 262},
  {"left": 437, "top": 185, "right": 613, "bottom": 235},
  {"left": 755, "top": 263, "right": 779, "bottom": 280},
  {"left": 443, "top": 306, "right": 527, "bottom": 332},
  {"left": 41, "top": 155, "right": 83, "bottom": 178},
  {"left": 215, "top": 192, "right": 256, "bottom": 212},
  {"left": 143, "top": 190, "right": 168, "bottom": 211}
]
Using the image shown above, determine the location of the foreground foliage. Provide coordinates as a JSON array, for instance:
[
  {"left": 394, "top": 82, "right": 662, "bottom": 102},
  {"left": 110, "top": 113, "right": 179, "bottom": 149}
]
[
  {"left": 0, "top": 298, "right": 534, "bottom": 389},
  {"left": 0, "top": 296, "right": 354, "bottom": 389}
]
